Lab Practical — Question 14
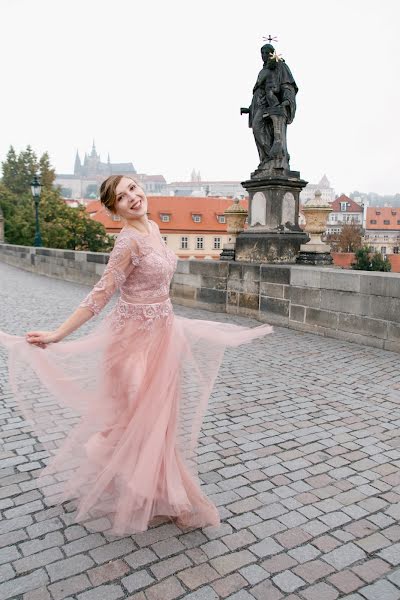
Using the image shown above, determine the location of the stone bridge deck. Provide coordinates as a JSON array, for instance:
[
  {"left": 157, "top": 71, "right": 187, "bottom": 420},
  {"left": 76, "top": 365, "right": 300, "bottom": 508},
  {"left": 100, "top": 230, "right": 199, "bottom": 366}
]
[{"left": 0, "top": 261, "right": 399, "bottom": 600}]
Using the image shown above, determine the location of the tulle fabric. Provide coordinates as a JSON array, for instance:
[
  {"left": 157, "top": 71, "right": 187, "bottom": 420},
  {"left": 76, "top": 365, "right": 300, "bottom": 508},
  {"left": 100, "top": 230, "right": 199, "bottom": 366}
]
[{"left": 0, "top": 307, "right": 272, "bottom": 535}]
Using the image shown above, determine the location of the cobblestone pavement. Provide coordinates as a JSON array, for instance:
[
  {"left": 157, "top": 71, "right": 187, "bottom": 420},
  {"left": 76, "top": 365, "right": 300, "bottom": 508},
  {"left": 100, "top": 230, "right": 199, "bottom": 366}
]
[{"left": 1, "top": 261, "right": 400, "bottom": 600}]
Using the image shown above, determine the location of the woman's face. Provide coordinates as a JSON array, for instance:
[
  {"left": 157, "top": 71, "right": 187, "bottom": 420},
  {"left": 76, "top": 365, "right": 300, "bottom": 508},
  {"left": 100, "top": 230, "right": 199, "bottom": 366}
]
[{"left": 114, "top": 177, "right": 148, "bottom": 220}]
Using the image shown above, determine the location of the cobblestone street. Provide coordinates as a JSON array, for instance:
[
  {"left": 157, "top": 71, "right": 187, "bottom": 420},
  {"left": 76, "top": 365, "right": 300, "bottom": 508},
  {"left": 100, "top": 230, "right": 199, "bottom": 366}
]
[{"left": 1, "top": 261, "right": 400, "bottom": 600}]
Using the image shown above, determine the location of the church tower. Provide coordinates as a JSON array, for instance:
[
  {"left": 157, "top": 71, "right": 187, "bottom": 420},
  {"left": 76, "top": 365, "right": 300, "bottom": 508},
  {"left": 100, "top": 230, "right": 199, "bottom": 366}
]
[{"left": 74, "top": 150, "right": 82, "bottom": 176}]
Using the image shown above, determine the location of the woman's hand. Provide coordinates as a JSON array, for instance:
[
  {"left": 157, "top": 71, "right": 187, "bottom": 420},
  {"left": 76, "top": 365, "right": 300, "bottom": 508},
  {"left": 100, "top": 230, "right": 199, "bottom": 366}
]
[{"left": 25, "top": 330, "right": 63, "bottom": 348}]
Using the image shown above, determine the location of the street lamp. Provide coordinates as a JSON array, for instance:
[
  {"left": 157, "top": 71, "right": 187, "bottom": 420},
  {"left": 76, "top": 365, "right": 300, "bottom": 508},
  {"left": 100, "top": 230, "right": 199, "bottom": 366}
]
[{"left": 31, "top": 174, "right": 43, "bottom": 247}]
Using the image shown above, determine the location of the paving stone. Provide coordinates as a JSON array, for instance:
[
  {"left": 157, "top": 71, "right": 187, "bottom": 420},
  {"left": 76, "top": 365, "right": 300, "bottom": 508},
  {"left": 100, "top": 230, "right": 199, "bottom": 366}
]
[
  {"left": 0, "top": 568, "right": 49, "bottom": 600},
  {"left": 379, "top": 543, "right": 400, "bottom": 566},
  {"left": 14, "top": 547, "right": 64, "bottom": 574},
  {"left": 87, "top": 559, "right": 130, "bottom": 586},
  {"left": 272, "top": 570, "right": 305, "bottom": 593},
  {"left": 122, "top": 570, "right": 155, "bottom": 593},
  {"left": 301, "top": 582, "right": 339, "bottom": 599},
  {"left": 150, "top": 553, "right": 192, "bottom": 579},
  {"left": 211, "top": 549, "right": 255, "bottom": 576},
  {"left": 323, "top": 543, "right": 367, "bottom": 570},
  {"left": 47, "top": 554, "right": 95, "bottom": 582},
  {"left": 48, "top": 574, "right": 91, "bottom": 600},
  {"left": 184, "top": 586, "right": 219, "bottom": 600},
  {"left": 352, "top": 558, "right": 392, "bottom": 582},
  {"left": 178, "top": 563, "right": 219, "bottom": 589},
  {"left": 144, "top": 576, "right": 186, "bottom": 600},
  {"left": 212, "top": 573, "right": 247, "bottom": 598},
  {"left": 293, "top": 559, "right": 335, "bottom": 584},
  {"left": 328, "top": 570, "right": 364, "bottom": 594},
  {"left": 358, "top": 580, "right": 400, "bottom": 600},
  {"left": 77, "top": 584, "right": 124, "bottom": 600},
  {"left": 125, "top": 547, "right": 158, "bottom": 568},
  {"left": 250, "top": 579, "right": 284, "bottom": 600},
  {"left": 239, "top": 564, "right": 269, "bottom": 584},
  {"left": 249, "top": 537, "right": 284, "bottom": 558}
]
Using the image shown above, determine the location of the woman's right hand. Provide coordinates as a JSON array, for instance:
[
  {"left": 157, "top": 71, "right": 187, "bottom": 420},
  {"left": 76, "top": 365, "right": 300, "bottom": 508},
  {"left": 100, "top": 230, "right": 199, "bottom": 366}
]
[{"left": 25, "top": 329, "right": 63, "bottom": 348}]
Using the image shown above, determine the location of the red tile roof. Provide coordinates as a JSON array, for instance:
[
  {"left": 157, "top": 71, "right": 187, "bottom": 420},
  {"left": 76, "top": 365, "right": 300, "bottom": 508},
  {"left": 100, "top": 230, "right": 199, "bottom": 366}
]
[
  {"left": 85, "top": 196, "right": 248, "bottom": 234},
  {"left": 366, "top": 207, "right": 400, "bottom": 230},
  {"left": 330, "top": 195, "right": 363, "bottom": 213}
]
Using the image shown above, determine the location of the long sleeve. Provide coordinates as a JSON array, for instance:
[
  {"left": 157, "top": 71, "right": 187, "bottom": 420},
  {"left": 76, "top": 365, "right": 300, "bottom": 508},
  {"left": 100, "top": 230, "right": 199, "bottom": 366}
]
[{"left": 79, "top": 236, "right": 139, "bottom": 315}]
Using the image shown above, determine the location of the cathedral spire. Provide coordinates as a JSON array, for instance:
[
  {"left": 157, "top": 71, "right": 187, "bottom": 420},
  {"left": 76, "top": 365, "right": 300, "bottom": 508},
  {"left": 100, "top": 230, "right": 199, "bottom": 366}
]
[
  {"left": 91, "top": 139, "right": 97, "bottom": 157},
  {"left": 74, "top": 149, "right": 81, "bottom": 175}
]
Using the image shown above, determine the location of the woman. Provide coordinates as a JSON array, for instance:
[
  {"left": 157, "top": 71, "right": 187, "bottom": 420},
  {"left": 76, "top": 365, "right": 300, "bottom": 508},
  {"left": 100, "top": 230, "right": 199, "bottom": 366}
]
[{"left": 0, "top": 176, "right": 272, "bottom": 534}]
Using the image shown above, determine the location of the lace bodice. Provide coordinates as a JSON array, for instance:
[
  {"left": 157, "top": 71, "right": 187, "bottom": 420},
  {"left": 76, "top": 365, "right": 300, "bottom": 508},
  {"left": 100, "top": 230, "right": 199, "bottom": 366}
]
[{"left": 80, "top": 221, "right": 177, "bottom": 317}]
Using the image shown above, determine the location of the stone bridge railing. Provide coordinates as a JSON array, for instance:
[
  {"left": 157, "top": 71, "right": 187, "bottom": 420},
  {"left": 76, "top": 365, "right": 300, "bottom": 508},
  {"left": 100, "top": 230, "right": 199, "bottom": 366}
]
[{"left": 1, "top": 243, "right": 399, "bottom": 354}]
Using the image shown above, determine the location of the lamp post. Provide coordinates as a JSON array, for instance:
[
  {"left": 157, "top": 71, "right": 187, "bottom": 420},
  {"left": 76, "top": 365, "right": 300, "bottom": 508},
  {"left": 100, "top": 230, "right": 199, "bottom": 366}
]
[{"left": 31, "top": 175, "right": 42, "bottom": 247}]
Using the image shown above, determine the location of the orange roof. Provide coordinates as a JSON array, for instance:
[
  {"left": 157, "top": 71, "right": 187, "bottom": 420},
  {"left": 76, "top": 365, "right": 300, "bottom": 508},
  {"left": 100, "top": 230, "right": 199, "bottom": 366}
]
[
  {"left": 85, "top": 196, "right": 248, "bottom": 234},
  {"left": 366, "top": 207, "right": 400, "bottom": 230}
]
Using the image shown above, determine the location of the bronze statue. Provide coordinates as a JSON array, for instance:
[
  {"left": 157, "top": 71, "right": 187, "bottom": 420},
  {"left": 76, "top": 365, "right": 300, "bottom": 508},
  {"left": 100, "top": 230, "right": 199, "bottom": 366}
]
[{"left": 241, "top": 44, "right": 298, "bottom": 177}]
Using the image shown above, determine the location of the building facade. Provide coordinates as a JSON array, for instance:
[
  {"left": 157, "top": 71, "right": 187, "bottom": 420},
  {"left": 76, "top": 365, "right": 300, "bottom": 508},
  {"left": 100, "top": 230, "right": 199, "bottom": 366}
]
[
  {"left": 167, "top": 180, "right": 247, "bottom": 198},
  {"left": 86, "top": 196, "right": 248, "bottom": 260},
  {"left": 300, "top": 174, "right": 336, "bottom": 204},
  {"left": 326, "top": 195, "right": 363, "bottom": 235},
  {"left": 364, "top": 207, "right": 400, "bottom": 255}
]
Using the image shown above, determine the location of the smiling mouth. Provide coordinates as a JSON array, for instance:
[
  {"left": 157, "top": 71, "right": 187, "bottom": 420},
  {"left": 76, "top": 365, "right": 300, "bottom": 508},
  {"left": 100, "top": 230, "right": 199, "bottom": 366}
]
[{"left": 130, "top": 199, "right": 142, "bottom": 210}]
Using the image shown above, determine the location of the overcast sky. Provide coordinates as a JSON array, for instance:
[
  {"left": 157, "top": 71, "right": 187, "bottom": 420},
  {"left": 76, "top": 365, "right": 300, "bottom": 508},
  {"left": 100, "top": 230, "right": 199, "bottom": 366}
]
[{"left": 1, "top": 0, "right": 399, "bottom": 195}]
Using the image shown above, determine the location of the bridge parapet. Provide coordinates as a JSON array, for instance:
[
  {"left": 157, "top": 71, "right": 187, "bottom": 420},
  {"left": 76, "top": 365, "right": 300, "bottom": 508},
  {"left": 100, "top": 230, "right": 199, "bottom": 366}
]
[{"left": 1, "top": 243, "right": 399, "bottom": 353}]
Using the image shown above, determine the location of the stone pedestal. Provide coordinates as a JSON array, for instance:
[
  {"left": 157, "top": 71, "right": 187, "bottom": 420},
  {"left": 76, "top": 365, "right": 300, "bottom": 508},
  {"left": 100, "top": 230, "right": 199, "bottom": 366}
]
[
  {"left": 235, "top": 174, "right": 309, "bottom": 263},
  {"left": 220, "top": 198, "right": 248, "bottom": 261},
  {"left": 296, "top": 190, "right": 333, "bottom": 266}
]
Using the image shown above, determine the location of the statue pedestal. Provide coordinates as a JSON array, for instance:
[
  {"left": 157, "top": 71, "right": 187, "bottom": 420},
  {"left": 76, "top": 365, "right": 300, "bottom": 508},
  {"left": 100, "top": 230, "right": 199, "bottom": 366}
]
[{"left": 235, "top": 173, "right": 308, "bottom": 263}]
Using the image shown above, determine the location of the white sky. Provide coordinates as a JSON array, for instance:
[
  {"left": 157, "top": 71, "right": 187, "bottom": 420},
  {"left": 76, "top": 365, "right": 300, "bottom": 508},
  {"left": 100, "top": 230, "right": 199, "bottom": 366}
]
[{"left": 1, "top": 0, "right": 399, "bottom": 194}]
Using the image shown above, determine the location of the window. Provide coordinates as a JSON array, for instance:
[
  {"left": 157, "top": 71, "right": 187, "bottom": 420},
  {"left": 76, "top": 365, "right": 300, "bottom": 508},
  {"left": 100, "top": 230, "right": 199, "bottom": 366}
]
[
  {"left": 192, "top": 214, "right": 202, "bottom": 223},
  {"left": 383, "top": 220, "right": 390, "bottom": 225},
  {"left": 370, "top": 219, "right": 377, "bottom": 224},
  {"left": 376, "top": 211, "right": 381, "bottom": 215},
  {"left": 196, "top": 237, "right": 204, "bottom": 249},
  {"left": 162, "top": 236, "right": 167, "bottom": 245},
  {"left": 340, "top": 202, "right": 348, "bottom": 211},
  {"left": 217, "top": 215, "right": 226, "bottom": 224},
  {"left": 112, "top": 214, "right": 121, "bottom": 221},
  {"left": 381, "top": 246, "right": 387, "bottom": 254},
  {"left": 160, "top": 214, "right": 170, "bottom": 222},
  {"left": 391, "top": 211, "right": 397, "bottom": 216},
  {"left": 397, "top": 220, "right": 400, "bottom": 225},
  {"left": 180, "top": 236, "right": 188, "bottom": 249},
  {"left": 394, "top": 247, "right": 399, "bottom": 254},
  {"left": 213, "top": 237, "right": 221, "bottom": 249}
]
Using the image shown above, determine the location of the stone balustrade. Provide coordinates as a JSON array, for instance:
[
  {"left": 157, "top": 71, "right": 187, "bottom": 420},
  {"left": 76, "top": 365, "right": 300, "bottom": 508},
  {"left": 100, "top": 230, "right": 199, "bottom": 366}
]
[{"left": 1, "top": 243, "right": 399, "bottom": 353}]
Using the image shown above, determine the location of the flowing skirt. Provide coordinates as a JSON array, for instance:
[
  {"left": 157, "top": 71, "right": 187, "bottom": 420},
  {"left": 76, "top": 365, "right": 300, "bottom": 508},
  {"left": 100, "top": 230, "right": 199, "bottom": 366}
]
[{"left": 0, "top": 300, "right": 272, "bottom": 534}]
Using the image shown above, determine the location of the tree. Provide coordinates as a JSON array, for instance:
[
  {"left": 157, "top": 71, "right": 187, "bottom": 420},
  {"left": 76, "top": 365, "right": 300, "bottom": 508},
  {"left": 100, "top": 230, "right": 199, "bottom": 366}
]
[
  {"left": 352, "top": 246, "right": 391, "bottom": 272},
  {"left": 39, "top": 152, "right": 56, "bottom": 190},
  {"left": 0, "top": 146, "right": 113, "bottom": 252},
  {"left": 337, "top": 223, "right": 363, "bottom": 252}
]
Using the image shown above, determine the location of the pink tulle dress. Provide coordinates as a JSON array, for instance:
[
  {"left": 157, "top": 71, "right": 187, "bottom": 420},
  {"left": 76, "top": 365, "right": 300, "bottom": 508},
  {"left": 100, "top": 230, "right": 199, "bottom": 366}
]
[{"left": 0, "top": 221, "right": 272, "bottom": 534}]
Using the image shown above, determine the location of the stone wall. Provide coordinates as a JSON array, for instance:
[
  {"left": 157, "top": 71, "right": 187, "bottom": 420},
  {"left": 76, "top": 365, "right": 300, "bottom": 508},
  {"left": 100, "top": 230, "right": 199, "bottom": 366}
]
[{"left": 1, "top": 243, "right": 399, "bottom": 353}]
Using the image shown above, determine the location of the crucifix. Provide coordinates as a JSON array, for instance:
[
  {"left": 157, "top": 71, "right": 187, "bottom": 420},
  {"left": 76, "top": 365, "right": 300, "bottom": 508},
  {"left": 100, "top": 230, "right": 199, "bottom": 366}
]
[{"left": 263, "top": 35, "right": 278, "bottom": 44}]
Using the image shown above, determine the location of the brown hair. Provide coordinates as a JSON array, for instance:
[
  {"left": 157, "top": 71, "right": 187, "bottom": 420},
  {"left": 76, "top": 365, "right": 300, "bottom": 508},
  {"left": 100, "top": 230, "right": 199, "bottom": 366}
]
[{"left": 100, "top": 175, "right": 136, "bottom": 213}]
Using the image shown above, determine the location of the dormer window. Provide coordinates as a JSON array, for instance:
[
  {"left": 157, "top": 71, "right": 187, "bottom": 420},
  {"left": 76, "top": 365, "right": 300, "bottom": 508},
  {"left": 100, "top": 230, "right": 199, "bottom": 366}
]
[
  {"left": 217, "top": 215, "right": 226, "bottom": 224},
  {"left": 192, "top": 214, "right": 202, "bottom": 223},
  {"left": 376, "top": 211, "right": 381, "bottom": 215},
  {"left": 160, "top": 213, "right": 170, "bottom": 222},
  {"left": 340, "top": 202, "right": 348, "bottom": 212}
]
